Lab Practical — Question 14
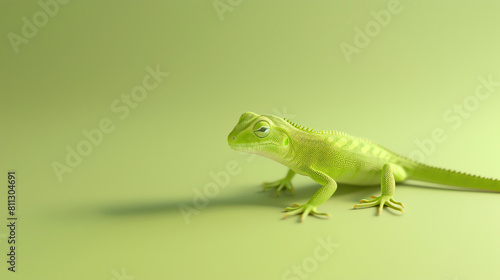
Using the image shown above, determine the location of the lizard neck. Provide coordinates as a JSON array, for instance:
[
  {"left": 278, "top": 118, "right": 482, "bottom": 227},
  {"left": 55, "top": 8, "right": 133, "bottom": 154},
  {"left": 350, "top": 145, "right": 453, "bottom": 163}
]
[{"left": 277, "top": 128, "right": 320, "bottom": 169}]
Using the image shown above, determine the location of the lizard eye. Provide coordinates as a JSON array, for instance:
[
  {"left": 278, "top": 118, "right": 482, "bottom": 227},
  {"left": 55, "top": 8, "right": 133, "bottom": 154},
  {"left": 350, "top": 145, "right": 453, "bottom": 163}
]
[{"left": 253, "top": 121, "right": 270, "bottom": 138}]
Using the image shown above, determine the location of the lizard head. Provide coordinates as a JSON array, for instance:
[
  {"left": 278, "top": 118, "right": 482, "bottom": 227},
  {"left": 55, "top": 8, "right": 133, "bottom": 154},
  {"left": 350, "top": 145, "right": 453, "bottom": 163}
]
[{"left": 227, "top": 112, "right": 291, "bottom": 158}]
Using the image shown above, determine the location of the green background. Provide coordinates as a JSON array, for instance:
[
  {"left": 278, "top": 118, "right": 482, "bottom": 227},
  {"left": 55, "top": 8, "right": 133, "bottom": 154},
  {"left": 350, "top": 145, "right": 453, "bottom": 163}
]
[{"left": 2, "top": 1, "right": 500, "bottom": 279}]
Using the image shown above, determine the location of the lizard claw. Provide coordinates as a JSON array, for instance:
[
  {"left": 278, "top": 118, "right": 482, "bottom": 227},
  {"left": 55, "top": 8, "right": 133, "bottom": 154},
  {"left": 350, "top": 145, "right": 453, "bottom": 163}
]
[
  {"left": 262, "top": 179, "right": 294, "bottom": 197},
  {"left": 283, "top": 203, "right": 331, "bottom": 222},
  {"left": 353, "top": 195, "right": 404, "bottom": 215}
]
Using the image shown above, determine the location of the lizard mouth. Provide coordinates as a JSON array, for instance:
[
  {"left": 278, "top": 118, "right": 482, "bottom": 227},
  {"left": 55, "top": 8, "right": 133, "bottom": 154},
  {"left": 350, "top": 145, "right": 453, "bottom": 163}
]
[
  {"left": 229, "top": 143, "right": 264, "bottom": 150},
  {"left": 229, "top": 142, "right": 277, "bottom": 152}
]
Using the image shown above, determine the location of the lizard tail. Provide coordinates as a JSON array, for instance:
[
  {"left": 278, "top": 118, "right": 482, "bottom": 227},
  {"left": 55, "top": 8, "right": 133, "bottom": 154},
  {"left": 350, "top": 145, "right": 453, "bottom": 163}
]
[{"left": 406, "top": 162, "right": 500, "bottom": 192}]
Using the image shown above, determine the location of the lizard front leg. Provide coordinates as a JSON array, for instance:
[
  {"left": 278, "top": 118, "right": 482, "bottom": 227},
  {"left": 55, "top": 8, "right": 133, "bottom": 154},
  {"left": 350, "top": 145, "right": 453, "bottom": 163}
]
[
  {"left": 263, "top": 169, "right": 295, "bottom": 197},
  {"left": 353, "top": 163, "right": 405, "bottom": 215},
  {"left": 284, "top": 168, "right": 336, "bottom": 222}
]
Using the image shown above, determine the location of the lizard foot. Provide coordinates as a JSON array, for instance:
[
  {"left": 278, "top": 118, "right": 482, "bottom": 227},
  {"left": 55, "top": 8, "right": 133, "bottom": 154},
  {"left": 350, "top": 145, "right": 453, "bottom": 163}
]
[
  {"left": 353, "top": 195, "right": 404, "bottom": 215},
  {"left": 283, "top": 203, "right": 330, "bottom": 222},
  {"left": 262, "top": 179, "right": 294, "bottom": 197}
]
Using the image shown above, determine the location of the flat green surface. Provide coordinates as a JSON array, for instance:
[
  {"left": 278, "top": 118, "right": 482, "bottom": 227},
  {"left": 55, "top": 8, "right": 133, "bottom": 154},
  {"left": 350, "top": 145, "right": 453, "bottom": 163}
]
[{"left": 2, "top": 1, "right": 500, "bottom": 279}]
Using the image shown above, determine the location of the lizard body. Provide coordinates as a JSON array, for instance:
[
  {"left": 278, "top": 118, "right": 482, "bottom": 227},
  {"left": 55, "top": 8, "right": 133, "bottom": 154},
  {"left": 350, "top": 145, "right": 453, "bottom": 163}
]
[{"left": 227, "top": 112, "right": 500, "bottom": 221}]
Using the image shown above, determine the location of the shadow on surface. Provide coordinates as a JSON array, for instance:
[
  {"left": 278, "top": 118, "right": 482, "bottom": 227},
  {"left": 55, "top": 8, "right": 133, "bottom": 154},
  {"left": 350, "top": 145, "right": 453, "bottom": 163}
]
[
  {"left": 98, "top": 180, "right": 496, "bottom": 217},
  {"left": 99, "top": 183, "right": 374, "bottom": 217}
]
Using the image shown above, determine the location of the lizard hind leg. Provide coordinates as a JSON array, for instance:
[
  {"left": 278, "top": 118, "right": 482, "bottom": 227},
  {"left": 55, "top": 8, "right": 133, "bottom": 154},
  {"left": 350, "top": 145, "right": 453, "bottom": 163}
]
[{"left": 353, "top": 164, "right": 405, "bottom": 215}]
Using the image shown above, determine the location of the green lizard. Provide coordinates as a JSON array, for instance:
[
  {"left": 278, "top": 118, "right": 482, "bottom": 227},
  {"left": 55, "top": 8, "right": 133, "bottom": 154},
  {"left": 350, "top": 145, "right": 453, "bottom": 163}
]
[{"left": 227, "top": 111, "right": 500, "bottom": 221}]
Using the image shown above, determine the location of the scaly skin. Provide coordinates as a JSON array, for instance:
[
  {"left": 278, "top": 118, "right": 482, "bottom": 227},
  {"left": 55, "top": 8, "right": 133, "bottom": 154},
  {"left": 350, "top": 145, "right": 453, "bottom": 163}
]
[{"left": 227, "top": 112, "right": 500, "bottom": 222}]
